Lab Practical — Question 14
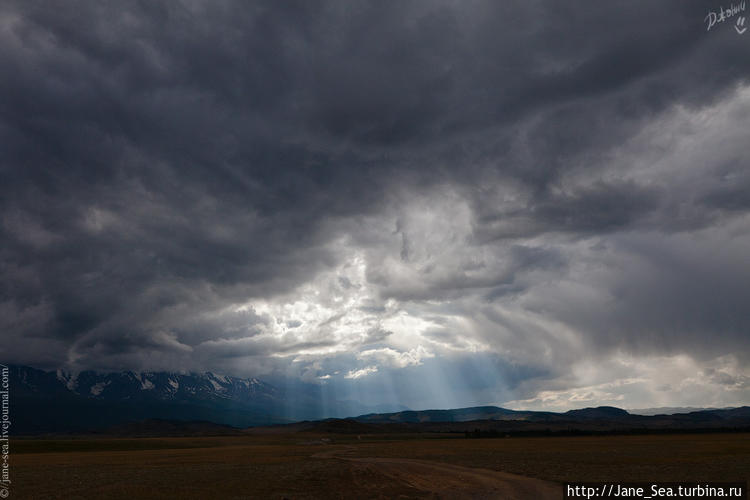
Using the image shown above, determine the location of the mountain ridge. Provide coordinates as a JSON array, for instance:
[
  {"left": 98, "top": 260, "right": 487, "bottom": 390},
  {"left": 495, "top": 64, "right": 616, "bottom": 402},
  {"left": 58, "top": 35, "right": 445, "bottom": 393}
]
[
  {"left": 9, "top": 364, "right": 402, "bottom": 433},
  {"left": 10, "top": 364, "right": 750, "bottom": 435}
]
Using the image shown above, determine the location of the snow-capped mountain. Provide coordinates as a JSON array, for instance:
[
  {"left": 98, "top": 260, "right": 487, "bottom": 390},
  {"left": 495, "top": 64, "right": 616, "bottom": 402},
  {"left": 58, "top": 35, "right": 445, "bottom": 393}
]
[
  {"left": 13, "top": 365, "right": 276, "bottom": 405},
  {"left": 10, "top": 365, "right": 288, "bottom": 433},
  {"left": 10, "top": 365, "right": 406, "bottom": 434},
  {"left": 55, "top": 368, "right": 276, "bottom": 403}
]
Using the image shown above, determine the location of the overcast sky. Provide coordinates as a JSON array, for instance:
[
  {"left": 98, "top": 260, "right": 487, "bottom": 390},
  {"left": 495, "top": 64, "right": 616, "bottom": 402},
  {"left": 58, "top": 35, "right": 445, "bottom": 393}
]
[{"left": 2, "top": 0, "right": 750, "bottom": 411}]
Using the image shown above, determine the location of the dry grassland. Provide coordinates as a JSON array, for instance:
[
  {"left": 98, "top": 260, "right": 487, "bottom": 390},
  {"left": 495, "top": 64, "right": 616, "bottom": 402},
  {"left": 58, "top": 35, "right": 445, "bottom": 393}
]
[{"left": 9, "top": 432, "right": 750, "bottom": 499}]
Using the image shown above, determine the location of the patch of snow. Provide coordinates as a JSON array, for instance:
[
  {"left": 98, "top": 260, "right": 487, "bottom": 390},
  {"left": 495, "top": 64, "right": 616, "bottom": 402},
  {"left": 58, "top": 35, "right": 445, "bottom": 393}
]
[
  {"left": 90, "top": 381, "right": 110, "bottom": 396},
  {"left": 208, "top": 379, "right": 223, "bottom": 391},
  {"left": 133, "top": 373, "right": 154, "bottom": 390},
  {"left": 168, "top": 378, "right": 179, "bottom": 390},
  {"left": 56, "top": 369, "right": 79, "bottom": 391}
]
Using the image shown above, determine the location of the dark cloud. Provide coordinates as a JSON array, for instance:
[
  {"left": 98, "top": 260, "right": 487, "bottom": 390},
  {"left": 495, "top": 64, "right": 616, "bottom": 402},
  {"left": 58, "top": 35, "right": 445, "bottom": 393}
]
[{"left": 2, "top": 0, "right": 749, "bottom": 409}]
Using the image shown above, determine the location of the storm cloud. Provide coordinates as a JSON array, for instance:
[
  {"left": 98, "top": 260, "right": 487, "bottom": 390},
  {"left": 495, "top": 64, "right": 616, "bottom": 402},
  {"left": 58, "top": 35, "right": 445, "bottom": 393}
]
[{"left": 2, "top": 0, "right": 749, "bottom": 410}]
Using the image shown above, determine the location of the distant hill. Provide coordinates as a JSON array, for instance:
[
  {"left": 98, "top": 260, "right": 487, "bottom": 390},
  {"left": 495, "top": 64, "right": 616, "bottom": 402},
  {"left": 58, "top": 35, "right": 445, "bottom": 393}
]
[
  {"left": 358, "top": 406, "right": 510, "bottom": 423},
  {"left": 76, "top": 405, "right": 750, "bottom": 438},
  {"left": 627, "top": 407, "right": 726, "bottom": 416},
  {"left": 330, "top": 405, "right": 750, "bottom": 435},
  {"left": 564, "top": 406, "right": 630, "bottom": 419},
  {"left": 355, "top": 406, "right": 556, "bottom": 424},
  {"left": 99, "top": 419, "right": 244, "bottom": 437},
  {"left": 352, "top": 405, "right": 599, "bottom": 424}
]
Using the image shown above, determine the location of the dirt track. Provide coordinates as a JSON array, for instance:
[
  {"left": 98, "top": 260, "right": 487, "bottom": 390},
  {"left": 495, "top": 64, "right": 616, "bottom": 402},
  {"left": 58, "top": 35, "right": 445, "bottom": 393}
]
[{"left": 313, "top": 446, "right": 562, "bottom": 499}]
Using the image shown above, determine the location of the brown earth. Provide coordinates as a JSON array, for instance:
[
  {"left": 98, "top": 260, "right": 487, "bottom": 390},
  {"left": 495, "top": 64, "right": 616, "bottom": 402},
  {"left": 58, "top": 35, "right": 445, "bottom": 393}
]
[
  {"left": 312, "top": 445, "right": 560, "bottom": 499},
  {"left": 9, "top": 432, "right": 750, "bottom": 499}
]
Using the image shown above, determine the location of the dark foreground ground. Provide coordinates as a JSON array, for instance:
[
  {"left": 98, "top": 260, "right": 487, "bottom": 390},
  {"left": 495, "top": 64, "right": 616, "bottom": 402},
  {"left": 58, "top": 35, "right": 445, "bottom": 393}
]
[{"left": 10, "top": 432, "right": 750, "bottom": 499}]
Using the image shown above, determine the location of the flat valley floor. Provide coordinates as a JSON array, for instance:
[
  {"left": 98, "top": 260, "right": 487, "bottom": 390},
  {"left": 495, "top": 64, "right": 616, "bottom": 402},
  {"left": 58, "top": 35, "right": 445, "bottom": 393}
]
[{"left": 10, "top": 432, "right": 750, "bottom": 499}]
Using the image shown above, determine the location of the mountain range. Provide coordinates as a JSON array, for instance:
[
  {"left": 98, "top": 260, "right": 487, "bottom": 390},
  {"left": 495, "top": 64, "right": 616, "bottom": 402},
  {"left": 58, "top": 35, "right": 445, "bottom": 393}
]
[
  {"left": 9, "top": 365, "right": 750, "bottom": 435},
  {"left": 9, "top": 364, "right": 402, "bottom": 433},
  {"left": 347, "top": 404, "right": 750, "bottom": 432}
]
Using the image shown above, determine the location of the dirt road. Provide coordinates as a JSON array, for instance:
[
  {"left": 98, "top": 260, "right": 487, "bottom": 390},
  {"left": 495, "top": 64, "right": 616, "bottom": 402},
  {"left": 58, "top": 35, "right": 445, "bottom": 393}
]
[{"left": 313, "top": 446, "right": 562, "bottom": 499}]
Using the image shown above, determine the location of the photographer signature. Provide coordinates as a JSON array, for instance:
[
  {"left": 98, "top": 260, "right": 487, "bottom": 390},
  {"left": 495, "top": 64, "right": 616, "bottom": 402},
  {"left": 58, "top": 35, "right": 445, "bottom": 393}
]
[{"left": 704, "top": 2, "right": 747, "bottom": 34}]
